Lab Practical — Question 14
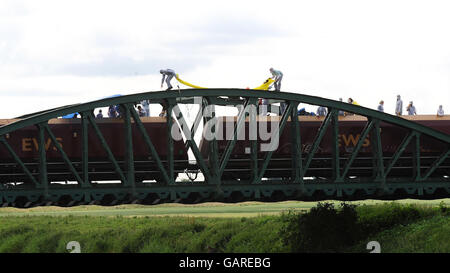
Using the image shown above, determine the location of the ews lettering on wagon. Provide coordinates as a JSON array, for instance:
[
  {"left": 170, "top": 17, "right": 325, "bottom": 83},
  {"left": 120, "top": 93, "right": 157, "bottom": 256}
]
[
  {"left": 301, "top": 133, "right": 370, "bottom": 153},
  {"left": 21, "top": 138, "right": 63, "bottom": 152},
  {"left": 339, "top": 134, "right": 370, "bottom": 147}
]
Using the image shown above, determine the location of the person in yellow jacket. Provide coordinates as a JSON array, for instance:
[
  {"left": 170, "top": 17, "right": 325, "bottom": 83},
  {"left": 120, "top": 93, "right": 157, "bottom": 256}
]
[
  {"left": 347, "top": 98, "right": 359, "bottom": 106},
  {"left": 346, "top": 98, "right": 359, "bottom": 116}
]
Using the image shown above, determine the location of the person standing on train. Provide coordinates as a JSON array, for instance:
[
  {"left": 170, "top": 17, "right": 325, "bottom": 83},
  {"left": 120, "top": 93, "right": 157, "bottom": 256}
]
[
  {"left": 338, "top": 98, "right": 345, "bottom": 116},
  {"left": 316, "top": 106, "right": 327, "bottom": 117},
  {"left": 269, "top": 68, "right": 286, "bottom": 114},
  {"left": 347, "top": 98, "right": 359, "bottom": 105},
  {"left": 377, "top": 100, "right": 384, "bottom": 112},
  {"left": 115, "top": 105, "right": 122, "bottom": 118},
  {"left": 160, "top": 69, "right": 176, "bottom": 90},
  {"left": 406, "top": 101, "right": 417, "bottom": 115},
  {"left": 108, "top": 105, "right": 117, "bottom": 118},
  {"left": 137, "top": 105, "right": 146, "bottom": 117},
  {"left": 96, "top": 109, "right": 103, "bottom": 118},
  {"left": 141, "top": 99, "right": 150, "bottom": 117},
  {"left": 395, "top": 95, "right": 403, "bottom": 116},
  {"left": 437, "top": 105, "right": 444, "bottom": 117},
  {"left": 346, "top": 98, "right": 359, "bottom": 116},
  {"left": 269, "top": 68, "right": 283, "bottom": 91}
]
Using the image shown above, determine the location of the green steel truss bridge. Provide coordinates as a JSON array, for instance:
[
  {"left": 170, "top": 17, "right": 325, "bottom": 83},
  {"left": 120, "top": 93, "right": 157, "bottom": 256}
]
[{"left": 0, "top": 89, "right": 449, "bottom": 207}]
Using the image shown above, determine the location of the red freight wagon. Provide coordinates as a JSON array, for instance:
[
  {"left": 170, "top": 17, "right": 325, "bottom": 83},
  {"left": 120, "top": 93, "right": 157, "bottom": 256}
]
[
  {"left": 0, "top": 117, "right": 189, "bottom": 183},
  {"left": 200, "top": 115, "right": 450, "bottom": 181}
]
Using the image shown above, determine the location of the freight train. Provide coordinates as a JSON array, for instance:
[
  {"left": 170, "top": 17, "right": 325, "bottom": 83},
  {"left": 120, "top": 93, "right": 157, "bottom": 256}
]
[
  {"left": 0, "top": 117, "right": 188, "bottom": 184},
  {"left": 200, "top": 115, "right": 450, "bottom": 182},
  {"left": 0, "top": 114, "right": 449, "bottom": 186}
]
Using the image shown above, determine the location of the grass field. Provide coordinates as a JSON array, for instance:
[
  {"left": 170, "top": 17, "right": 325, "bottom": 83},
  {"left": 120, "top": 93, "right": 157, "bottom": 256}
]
[
  {"left": 1, "top": 199, "right": 449, "bottom": 217},
  {"left": 0, "top": 199, "right": 448, "bottom": 253},
  {"left": 0, "top": 215, "right": 287, "bottom": 253}
]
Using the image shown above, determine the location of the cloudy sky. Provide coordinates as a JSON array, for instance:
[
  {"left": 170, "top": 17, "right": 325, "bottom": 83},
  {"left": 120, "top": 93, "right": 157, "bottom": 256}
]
[{"left": 1, "top": 0, "right": 449, "bottom": 118}]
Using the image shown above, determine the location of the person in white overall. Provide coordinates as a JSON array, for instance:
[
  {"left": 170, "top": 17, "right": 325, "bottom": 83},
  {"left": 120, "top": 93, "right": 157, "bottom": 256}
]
[{"left": 160, "top": 69, "right": 176, "bottom": 90}]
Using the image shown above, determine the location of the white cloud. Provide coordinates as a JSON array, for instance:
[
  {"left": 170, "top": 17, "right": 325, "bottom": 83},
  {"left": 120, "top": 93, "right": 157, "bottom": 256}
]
[{"left": 0, "top": 0, "right": 449, "bottom": 118}]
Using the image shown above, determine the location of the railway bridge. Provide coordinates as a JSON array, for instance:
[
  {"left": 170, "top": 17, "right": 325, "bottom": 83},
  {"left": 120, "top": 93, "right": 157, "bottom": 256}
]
[{"left": 0, "top": 89, "right": 449, "bottom": 207}]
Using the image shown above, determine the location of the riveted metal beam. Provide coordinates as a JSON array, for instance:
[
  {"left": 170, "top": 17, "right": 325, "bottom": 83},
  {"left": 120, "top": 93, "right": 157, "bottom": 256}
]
[
  {"left": 128, "top": 103, "right": 170, "bottom": 184},
  {"left": 80, "top": 112, "right": 90, "bottom": 187},
  {"left": 330, "top": 109, "right": 340, "bottom": 181},
  {"left": 302, "top": 109, "right": 335, "bottom": 177},
  {"left": 122, "top": 104, "right": 136, "bottom": 195},
  {"left": 0, "top": 136, "right": 40, "bottom": 187},
  {"left": 43, "top": 123, "right": 84, "bottom": 186},
  {"left": 384, "top": 131, "right": 415, "bottom": 177},
  {"left": 37, "top": 123, "right": 49, "bottom": 197},
  {"left": 166, "top": 99, "right": 175, "bottom": 184},
  {"left": 250, "top": 100, "right": 259, "bottom": 183},
  {"left": 421, "top": 148, "right": 450, "bottom": 180},
  {"left": 371, "top": 119, "right": 386, "bottom": 186},
  {"left": 188, "top": 97, "right": 206, "bottom": 148},
  {"left": 340, "top": 119, "right": 374, "bottom": 180},
  {"left": 413, "top": 132, "right": 421, "bottom": 182},
  {"left": 172, "top": 102, "right": 213, "bottom": 182},
  {"left": 290, "top": 101, "right": 303, "bottom": 188},
  {"left": 86, "top": 113, "right": 128, "bottom": 185},
  {"left": 254, "top": 102, "right": 294, "bottom": 183},
  {"left": 204, "top": 98, "right": 220, "bottom": 181},
  {"left": 218, "top": 98, "right": 253, "bottom": 179}
]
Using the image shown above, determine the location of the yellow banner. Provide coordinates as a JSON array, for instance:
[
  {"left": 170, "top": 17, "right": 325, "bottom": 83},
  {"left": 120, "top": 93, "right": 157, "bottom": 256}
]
[
  {"left": 175, "top": 74, "right": 206, "bottom": 89},
  {"left": 175, "top": 74, "right": 274, "bottom": 90},
  {"left": 253, "top": 78, "right": 274, "bottom": 90}
]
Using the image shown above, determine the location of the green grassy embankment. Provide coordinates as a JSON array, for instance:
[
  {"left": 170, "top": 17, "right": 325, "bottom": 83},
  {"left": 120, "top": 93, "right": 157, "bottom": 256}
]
[
  {"left": 0, "top": 215, "right": 285, "bottom": 253},
  {"left": 0, "top": 199, "right": 448, "bottom": 253},
  {"left": 1, "top": 199, "right": 448, "bottom": 217},
  {"left": 349, "top": 214, "right": 450, "bottom": 252}
]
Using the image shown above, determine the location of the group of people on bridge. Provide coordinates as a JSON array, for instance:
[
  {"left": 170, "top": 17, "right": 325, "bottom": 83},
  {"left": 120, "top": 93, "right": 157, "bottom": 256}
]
[
  {"left": 313, "top": 95, "right": 444, "bottom": 118},
  {"left": 93, "top": 68, "right": 445, "bottom": 119},
  {"left": 378, "top": 95, "right": 444, "bottom": 117}
]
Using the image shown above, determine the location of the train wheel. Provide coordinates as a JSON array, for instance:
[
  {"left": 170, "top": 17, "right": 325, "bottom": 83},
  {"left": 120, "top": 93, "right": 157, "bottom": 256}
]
[
  {"left": 57, "top": 195, "right": 74, "bottom": 207},
  {"left": 14, "top": 196, "right": 29, "bottom": 208}
]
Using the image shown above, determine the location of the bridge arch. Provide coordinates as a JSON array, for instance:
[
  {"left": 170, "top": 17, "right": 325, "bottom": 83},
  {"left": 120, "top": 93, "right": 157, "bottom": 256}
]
[{"left": 0, "top": 89, "right": 448, "bottom": 207}]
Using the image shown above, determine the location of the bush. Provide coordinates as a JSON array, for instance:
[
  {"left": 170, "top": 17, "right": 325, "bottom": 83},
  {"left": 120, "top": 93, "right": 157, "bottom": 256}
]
[
  {"left": 280, "top": 202, "right": 361, "bottom": 252},
  {"left": 438, "top": 201, "right": 449, "bottom": 215}
]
